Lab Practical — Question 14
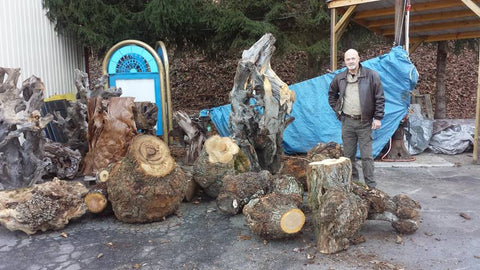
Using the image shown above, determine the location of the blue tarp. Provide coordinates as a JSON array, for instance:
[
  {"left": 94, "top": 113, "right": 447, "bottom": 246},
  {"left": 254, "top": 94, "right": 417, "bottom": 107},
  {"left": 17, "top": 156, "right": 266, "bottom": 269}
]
[{"left": 200, "top": 46, "right": 418, "bottom": 157}]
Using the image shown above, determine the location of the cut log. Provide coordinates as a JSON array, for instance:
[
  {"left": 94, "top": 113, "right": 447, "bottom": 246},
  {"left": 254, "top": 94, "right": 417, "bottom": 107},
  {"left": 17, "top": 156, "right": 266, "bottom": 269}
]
[
  {"left": 352, "top": 184, "right": 421, "bottom": 234},
  {"left": 193, "top": 135, "right": 250, "bottom": 197},
  {"left": 315, "top": 187, "right": 368, "bottom": 253},
  {"left": 239, "top": 174, "right": 305, "bottom": 239},
  {"left": 307, "top": 157, "right": 353, "bottom": 211},
  {"left": 216, "top": 171, "right": 273, "bottom": 215},
  {"left": 281, "top": 142, "right": 343, "bottom": 192},
  {"left": 243, "top": 193, "right": 305, "bottom": 239},
  {"left": 81, "top": 97, "right": 137, "bottom": 176},
  {"left": 0, "top": 178, "right": 88, "bottom": 234},
  {"left": 85, "top": 182, "right": 109, "bottom": 214},
  {"left": 307, "top": 157, "right": 368, "bottom": 254},
  {"left": 229, "top": 33, "right": 295, "bottom": 174},
  {"left": 107, "top": 135, "right": 186, "bottom": 223},
  {"left": 96, "top": 169, "right": 110, "bottom": 183}
]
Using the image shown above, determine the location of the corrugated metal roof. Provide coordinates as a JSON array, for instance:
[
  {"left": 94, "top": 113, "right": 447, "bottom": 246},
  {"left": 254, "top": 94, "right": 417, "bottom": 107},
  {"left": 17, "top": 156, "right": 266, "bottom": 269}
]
[{"left": 328, "top": 0, "right": 480, "bottom": 44}]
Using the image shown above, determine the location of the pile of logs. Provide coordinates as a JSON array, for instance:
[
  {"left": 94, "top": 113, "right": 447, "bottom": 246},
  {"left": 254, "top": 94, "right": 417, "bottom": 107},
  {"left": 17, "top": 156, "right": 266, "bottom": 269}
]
[
  {"left": 307, "top": 157, "right": 421, "bottom": 254},
  {"left": 0, "top": 36, "right": 422, "bottom": 259},
  {"left": 216, "top": 170, "right": 305, "bottom": 239}
]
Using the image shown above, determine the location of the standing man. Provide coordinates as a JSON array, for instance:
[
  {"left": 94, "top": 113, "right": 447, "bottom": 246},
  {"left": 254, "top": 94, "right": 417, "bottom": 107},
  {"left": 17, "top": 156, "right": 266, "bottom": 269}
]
[{"left": 328, "top": 49, "right": 385, "bottom": 189}]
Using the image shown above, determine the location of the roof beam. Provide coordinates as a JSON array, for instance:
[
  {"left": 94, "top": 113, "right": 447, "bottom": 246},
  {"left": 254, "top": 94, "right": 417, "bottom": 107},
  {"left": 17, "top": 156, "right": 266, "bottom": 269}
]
[
  {"left": 365, "top": 10, "right": 477, "bottom": 28},
  {"left": 354, "top": 0, "right": 476, "bottom": 19},
  {"left": 327, "top": 0, "right": 379, "bottom": 9},
  {"left": 409, "top": 31, "right": 480, "bottom": 43},
  {"left": 462, "top": 0, "right": 480, "bottom": 17},
  {"left": 334, "top": 5, "right": 356, "bottom": 32},
  {"left": 381, "top": 20, "right": 480, "bottom": 36}
]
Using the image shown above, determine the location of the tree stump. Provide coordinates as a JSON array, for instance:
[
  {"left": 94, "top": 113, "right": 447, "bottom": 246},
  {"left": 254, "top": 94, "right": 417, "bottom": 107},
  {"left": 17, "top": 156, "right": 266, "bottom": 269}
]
[
  {"left": 216, "top": 170, "right": 273, "bottom": 215},
  {"left": 81, "top": 97, "right": 137, "bottom": 176},
  {"left": 243, "top": 193, "right": 305, "bottom": 239},
  {"left": 307, "top": 157, "right": 353, "bottom": 210},
  {"left": 193, "top": 135, "right": 250, "bottom": 197},
  {"left": 0, "top": 178, "right": 88, "bottom": 234},
  {"left": 307, "top": 157, "right": 368, "bottom": 254},
  {"left": 107, "top": 135, "right": 187, "bottom": 223},
  {"left": 229, "top": 33, "right": 295, "bottom": 174}
]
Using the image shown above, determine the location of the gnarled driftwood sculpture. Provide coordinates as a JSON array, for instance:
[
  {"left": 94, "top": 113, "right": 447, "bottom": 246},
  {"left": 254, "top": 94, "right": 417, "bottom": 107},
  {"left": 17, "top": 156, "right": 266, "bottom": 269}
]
[
  {"left": 0, "top": 68, "right": 53, "bottom": 189},
  {"left": 229, "top": 33, "right": 295, "bottom": 174}
]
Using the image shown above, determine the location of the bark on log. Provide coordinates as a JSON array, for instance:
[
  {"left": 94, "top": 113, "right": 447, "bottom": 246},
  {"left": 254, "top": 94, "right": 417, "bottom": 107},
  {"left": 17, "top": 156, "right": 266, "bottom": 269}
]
[
  {"left": 81, "top": 97, "right": 137, "bottom": 176},
  {"left": 307, "top": 157, "right": 353, "bottom": 210},
  {"left": 193, "top": 135, "right": 250, "bottom": 197},
  {"left": 307, "top": 157, "right": 368, "bottom": 254},
  {"left": 281, "top": 142, "right": 343, "bottom": 191},
  {"left": 44, "top": 140, "right": 82, "bottom": 180},
  {"left": 307, "top": 142, "right": 344, "bottom": 162},
  {"left": 229, "top": 33, "right": 295, "bottom": 174},
  {"left": 107, "top": 135, "right": 187, "bottom": 223},
  {"left": 0, "top": 178, "right": 88, "bottom": 234},
  {"left": 0, "top": 68, "right": 53, "bottom": 189},
  {"left": 173, "top": 110, "right": 206, "bottom": 164},
  {"left": 270, "top": 174, "right": 304, "bottom": 204},
  {"left": 352, "top": 184, "right": 421, "bottom": 234},
  {"left": 281, "top": 156, "right": 309, "bottom": 191},
  {"left": 243, "top": 193, "right": 305, "bottom": 239},
  {"left": 216, "top": 170, "right": 273, "bottom": 215}
]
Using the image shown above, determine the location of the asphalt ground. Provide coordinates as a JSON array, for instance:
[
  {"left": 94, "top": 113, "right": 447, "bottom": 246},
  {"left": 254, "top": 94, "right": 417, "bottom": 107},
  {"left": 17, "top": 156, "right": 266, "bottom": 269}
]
[{"left": 0, "top": 152, "right": 479, "bottom": 270}]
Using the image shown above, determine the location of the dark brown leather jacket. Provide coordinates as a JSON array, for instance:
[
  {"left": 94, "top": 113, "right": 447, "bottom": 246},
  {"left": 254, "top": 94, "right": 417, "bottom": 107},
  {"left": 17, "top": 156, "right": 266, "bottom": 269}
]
[{"left": 328, "top": 65, "right": 385, "bottom": 121}]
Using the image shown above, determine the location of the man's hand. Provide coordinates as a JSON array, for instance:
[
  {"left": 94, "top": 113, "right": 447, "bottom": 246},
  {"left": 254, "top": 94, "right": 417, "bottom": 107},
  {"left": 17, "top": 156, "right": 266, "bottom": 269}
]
[{"left": 372, "top": 119, "right": 382, "bottom": 130}]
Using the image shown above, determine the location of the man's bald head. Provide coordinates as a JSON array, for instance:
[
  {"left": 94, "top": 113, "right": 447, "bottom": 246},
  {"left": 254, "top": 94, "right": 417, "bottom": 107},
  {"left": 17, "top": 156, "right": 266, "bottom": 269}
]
[{"left": 344, "top": 49, "right": 360, "bottom": 73}]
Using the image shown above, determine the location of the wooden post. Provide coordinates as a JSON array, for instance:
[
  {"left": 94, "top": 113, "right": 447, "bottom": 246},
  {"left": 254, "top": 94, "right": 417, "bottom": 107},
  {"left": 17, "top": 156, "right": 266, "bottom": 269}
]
[
  {"left": 474, "top": 40, "right": 480, "bottom": 164},
  {"left": 330, "top": 8, "right": 337, "bottom": 71},
  {"left": 394, "top": 0, "right": 404, "bottom": 46}
]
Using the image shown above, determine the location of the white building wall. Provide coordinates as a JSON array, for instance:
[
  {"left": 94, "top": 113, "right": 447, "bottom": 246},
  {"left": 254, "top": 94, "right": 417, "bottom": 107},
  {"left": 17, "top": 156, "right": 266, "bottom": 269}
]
[{"left": 0, "top": 0, "right": 85, "bottom": 98}]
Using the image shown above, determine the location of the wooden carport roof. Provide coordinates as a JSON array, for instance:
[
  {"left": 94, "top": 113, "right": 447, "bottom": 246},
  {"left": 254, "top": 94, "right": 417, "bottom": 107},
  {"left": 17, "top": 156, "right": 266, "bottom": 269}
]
[
  {"left": 327, "top": 0, "right": 480, "bottom": 69},
  {"left": 326, "top": 0, "right": 480, "bottom": 163}
]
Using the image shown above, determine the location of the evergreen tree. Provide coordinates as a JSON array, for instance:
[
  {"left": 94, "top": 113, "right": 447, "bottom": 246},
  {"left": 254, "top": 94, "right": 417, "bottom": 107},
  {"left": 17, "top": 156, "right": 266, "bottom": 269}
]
[{"left": 43, "top": 0, "right": 332, "bottom": 63}]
